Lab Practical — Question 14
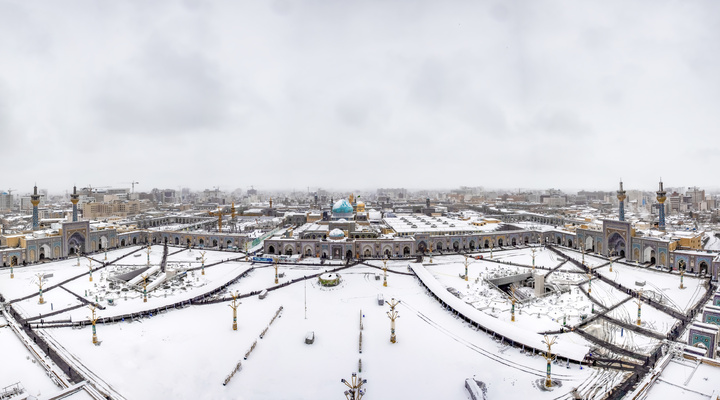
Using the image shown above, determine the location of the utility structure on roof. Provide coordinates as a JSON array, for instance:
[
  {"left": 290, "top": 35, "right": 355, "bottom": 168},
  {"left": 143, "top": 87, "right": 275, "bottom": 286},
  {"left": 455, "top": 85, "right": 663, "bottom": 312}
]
[
  {"left": 617, "top": 180, "right": 627, "bottom": 222},
  {"left": 657, "top": 180, "right": 667, "bottom": 231}
]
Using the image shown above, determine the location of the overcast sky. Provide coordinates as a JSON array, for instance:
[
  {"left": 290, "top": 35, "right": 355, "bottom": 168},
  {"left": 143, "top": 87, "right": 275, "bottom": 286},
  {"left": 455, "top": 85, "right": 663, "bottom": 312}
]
[{"left": 1, "top": 0, "right": 719, "bottom": 195}]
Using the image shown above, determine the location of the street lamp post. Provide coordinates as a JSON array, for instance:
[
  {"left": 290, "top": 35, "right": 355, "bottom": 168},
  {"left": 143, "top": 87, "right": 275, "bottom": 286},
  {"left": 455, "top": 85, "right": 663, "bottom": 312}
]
[
  {"left": 274, "top": 258, "right": 279, "bottom": 284},
  {"left": 510, "top": 286, "right": 517, "bottom": 322},
  {"left": 200, "top": 251, "right": 206, "bottom": 276},
  {"left": 636, "top": 290, "right": 642, "bottom": 326},
  {"left": 35, "top": 273, "right": 45, "bottom": 304},
  {"left": 88, "top": 260, "right": 93, "bottom": 282},
  {"left": 679, "top": 267, "right": 685, "bottom": 289},
  {"left": 532, "top": 247, "right": 536, "bottom": 273},
  {"left": 341, "top": 372, "right": 367, "bottom": 400},
  {"left": 541, "top": 335, "right": 558, "bottom": 388},
  {"left": 386, "top": 298, "right": 400, "bottom": 343},
  {"left": 88, "top": 305, "right": 99, "bottom": 344},
  {"left": 383, "top": 257, "right": 388, "bottom": 287},
  {"left": 464, "top": 255, "right": 469, "bottom": 281},
  {"left": 142, "top": 274, "right": 149, "bottom": 303},
  {"left": 229, "top": 291, "right": 240, "bottom": 331}
]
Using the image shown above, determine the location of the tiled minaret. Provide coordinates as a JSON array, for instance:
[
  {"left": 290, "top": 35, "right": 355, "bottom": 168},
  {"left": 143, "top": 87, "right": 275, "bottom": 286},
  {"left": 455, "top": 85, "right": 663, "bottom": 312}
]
[
  {"left": 657, "top": 180, "right": 667, "bottom": 231},
  {"left": 31, "top": 185, "right": 41, "bottom": 230},
  {"left": 617, "top": 180, "right": 627, "bottom": 222},
  {"left": 70, "top": 186, "right": 79, "bottom": 222}
]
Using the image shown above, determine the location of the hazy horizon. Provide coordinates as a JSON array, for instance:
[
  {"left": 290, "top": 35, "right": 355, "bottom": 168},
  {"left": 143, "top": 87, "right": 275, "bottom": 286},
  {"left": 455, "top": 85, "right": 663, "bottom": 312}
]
[{"left": 2, "top": 1, "right": 719, "bottom": 192}]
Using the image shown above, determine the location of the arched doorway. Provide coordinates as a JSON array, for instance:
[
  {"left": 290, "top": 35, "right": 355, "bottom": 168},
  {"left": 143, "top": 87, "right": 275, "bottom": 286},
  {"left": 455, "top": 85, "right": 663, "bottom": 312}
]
[
  {"left": 699, "top": 261, "right": 708, "bottom": 276},
  {"left": 364, "top": 249, "right": 372, "bottom": 257},
  {"left": 403, "top": 247, "right": 410, "bottom": 256},
  {"left": 469, "top": 241, "right": 475, "bottom": 250},
  {"left": 556, "top": 237, "right": 561, "bottom": 245},
  {"left": 453, "top": 242, "right": 459, "bottom": 251},
  {"left": 186, "top": 238, "right": 191, "bottom": 246},
  {"left": 384, "top": 249, "right": 391, "bottom": 258},
  {"left": 524, "top": 237, "right": 529, "bottom": 244},
  {"left": 417, "top": 241, "right": 427, "bottom": 253},
  {"left": 585, "top": 236, "right": 595, "bottom": 252},
  {"left": 121, "top": 239, "right": 126, "bottom": 246},
  {"left": 644, "top": 247, "right": 656, "bottom": 265},
  {"left": 305, "top": 248, "right": 312, "bottom": 256},
  {"left": 213, "top": 239, "right": 218, "bottom": 247},
  {"left": 498, "top": 238, "right": 504, "bottom": 247},
  {"left": 512, "top": 238, "right": 517, "bottom": 246},
  {"left": 285, "top": 247, "right": 293, "bottom": 256},
  {"left": 132, "top": 237, "right": 137, "bottom": 245},
  {"left": 436, "top": 243, "right": 443, "bottom": 251},
  {"left": 40, "top": 244, "right": 51, "bottom": 260},
  {"left": 174, "top": 237, "right": 180, "bottom": 245},
  {"left": 484, "top": 240, "right": 489, "bottom": 249},
  {"left": 199, "top": 239, "right": 205, "bottom": 247},
  {"left": 100, "top": 236, "right": 108, "bottom": 250},
  {"left": 346, "top": 250, "right": 353, "bottom": 259},
  {"left": 10, "top": 256, "right": 18, "bottom": 266},
  {"left": 268, "top": 245, "right": 275, "bottom": 254},
  {"left": 608, "top": 233, "right": 626, "bottom": 258}
]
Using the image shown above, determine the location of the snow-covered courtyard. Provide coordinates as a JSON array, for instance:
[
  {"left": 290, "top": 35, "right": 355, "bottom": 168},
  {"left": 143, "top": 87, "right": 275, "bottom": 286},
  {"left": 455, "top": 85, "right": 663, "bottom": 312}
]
[{"left": 0, "top": 244, "right": 710, "bottom": 399}]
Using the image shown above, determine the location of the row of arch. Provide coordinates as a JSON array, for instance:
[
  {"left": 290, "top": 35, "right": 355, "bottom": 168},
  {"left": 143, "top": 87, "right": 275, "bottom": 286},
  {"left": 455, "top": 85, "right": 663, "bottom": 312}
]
[{"left": 265, "top": 245, "right": 414, "bottom": 259}]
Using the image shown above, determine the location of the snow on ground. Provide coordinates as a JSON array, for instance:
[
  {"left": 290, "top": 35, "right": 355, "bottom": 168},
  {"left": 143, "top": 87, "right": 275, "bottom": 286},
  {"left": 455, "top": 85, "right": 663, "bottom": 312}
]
[
  {"left": 605, "top": 299, "right": 678, "bottom": 336},
  {"left": 582, "top": 319, "right": 660, "bottom": 356},
  {"left": 643, "top": 358, "right": 720, "bottom": 399},
  {"left": 594, "top": 261, "right": 706, "bottom": 313},
  {"left": 35, "top": 264, "right": 597, "bottom": 400},
  {"left": 0, "top": 314, "right": 61, "bottom": 399},
  {"left": 704, "top": 232, "right": 720, "bottom": 251},
  {"left": 584, "top": 279, "right": 630, "bottom": 309},
  {"left": 425, "top": 257, "right": 594, "bottom": 333}
]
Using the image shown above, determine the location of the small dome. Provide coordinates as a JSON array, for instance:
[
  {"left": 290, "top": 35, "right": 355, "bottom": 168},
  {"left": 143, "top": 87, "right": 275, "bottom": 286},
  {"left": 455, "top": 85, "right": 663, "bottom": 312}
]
[
  {"left": 329, "top": 229, "right": 345, "bottom": 239},
  {"left": 338, "top": 218, "right": 348, "bottom": 222},
  {"left": 332, "top": 199, "right": 354, "bottom": 214}
]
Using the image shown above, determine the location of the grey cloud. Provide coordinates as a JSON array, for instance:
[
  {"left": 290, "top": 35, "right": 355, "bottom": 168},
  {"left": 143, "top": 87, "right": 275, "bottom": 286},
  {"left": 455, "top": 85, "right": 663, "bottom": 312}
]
[
  {"left": 92, "top": 37, "right": 230, "bottom": 136},
  {"left": 521, "top": 109, "right": 594, "bottom": 137}
]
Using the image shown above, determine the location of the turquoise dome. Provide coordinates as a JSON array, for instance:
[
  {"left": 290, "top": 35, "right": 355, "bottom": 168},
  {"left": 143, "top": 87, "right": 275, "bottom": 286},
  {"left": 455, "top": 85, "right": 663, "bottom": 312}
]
[{"left": 332, "top": 199, "right": 353, "bottom": 214}]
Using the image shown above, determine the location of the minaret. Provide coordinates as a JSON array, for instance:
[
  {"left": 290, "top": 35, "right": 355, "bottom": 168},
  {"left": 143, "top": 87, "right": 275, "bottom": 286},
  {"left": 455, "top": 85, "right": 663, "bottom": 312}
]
[
  {"left": 656, "top": 180, "right": 667, "bottom": 231},
  {"left": 31, "top": 185, "right": 41, "bottom": 230},
  {"left": 70, "top": 185, "right": 79, "bottom": 222},
  {"left": 617, "top": 180, "right": 627, "bottom": 222}
]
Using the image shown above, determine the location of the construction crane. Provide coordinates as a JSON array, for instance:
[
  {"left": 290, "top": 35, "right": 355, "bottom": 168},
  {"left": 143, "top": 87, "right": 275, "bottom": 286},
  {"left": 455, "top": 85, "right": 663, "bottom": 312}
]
[{"left": 122, "top": 181, "right": 140, "bottom": 194}]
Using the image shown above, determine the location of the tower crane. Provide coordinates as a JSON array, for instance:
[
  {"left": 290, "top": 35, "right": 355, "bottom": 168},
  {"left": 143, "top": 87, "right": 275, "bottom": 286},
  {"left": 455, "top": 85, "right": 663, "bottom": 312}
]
[{"left": 122, "top": 181, "right": 140, "bottom": 194}]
